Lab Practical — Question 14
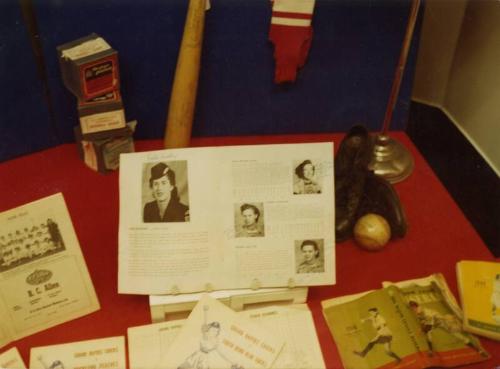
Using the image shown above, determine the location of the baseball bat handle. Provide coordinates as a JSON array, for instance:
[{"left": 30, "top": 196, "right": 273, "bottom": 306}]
[{"left": 163, "top": 0, "right": 206, "bottom": 148}]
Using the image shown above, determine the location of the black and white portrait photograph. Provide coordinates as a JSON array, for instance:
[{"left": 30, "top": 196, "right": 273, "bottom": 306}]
[
  {"left": 293, "top": 159, "right": 322, "bottom": 195},
  {"left": 234, "top": 202, "right": 265, "bottom": 238},
  {"left": 0, "top": 218, "right": 66, "bottom": 272},
  {"left": 142, "top": 161, "right": 190, "bottom": 223},
  {"left": 294, "top": 239, "right": 324, "bottom": 274}
]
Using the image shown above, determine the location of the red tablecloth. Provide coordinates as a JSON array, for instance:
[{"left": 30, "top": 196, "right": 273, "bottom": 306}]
[{"left": 0, "top": 132, "right": 498, "bottom": 368}]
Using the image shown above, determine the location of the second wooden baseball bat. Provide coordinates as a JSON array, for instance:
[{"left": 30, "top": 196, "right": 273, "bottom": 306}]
[{"left": 163, "top": 0, "right": 207, "bottom": 149}]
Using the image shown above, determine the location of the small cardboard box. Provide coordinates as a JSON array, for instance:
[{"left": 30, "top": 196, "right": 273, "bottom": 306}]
[
  {"left": 149, "top": 287, "right": 308, "bottom": 322},
  {"left": 74, "top": 121, "right": 136, "bottom": 174},
  {"left": 78, "top": 90, "right": 126, "bottom": 134},
  {"left": 57, "top": 33, "right": 119, "bottom": 100}
]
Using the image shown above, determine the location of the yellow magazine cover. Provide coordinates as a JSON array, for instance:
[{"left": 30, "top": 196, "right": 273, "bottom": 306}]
[{"left": 457, "top": 260, "right": 500, "bottom": 340}]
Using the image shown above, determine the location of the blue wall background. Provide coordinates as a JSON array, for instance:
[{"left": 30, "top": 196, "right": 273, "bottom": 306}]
[
  {"left": 0, "top": 0, "right": 422, "bottom": 162},
  {"left": 0, "top": 1, "right": 58, "bottom": 161}
]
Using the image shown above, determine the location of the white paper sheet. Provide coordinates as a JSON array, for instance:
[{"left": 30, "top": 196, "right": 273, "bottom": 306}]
[
  {"left": 128, "top": 303, "right": 325, "bottom": 369},
  {"left": 0, "top": 193, "right": 100, "bottom": 349},
  {"left": 29, "top": 336, "right": 125, "bottom": 369}
]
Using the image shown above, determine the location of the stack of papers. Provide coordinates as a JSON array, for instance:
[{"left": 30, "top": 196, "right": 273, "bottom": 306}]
[{"left": 128, "top": 295, "right": 326, "bottom": 369}]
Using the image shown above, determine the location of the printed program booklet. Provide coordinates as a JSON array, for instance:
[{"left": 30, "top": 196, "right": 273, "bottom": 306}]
[
  {"left": 118, "top": 142, "right": 335, "bottom": 295},
  {"left": 29, "top": 336, "right": 125, "bottom": 369},
  {"left": 0, "top": 193, "right": 100, "bottom": 349},
  {"left": 457, "top": 260, "right": 500, "bottom": 340},
  {"left": 322, "top": 274, "right": 489, "bottom": 369}
]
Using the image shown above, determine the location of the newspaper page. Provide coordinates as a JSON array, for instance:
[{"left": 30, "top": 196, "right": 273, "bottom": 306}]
[
  {"left": 0, "top": 347, "right": 26, "bottom": 369},
  {"left": 29, "top": 336, "right": 125, "bottom": 369},
  {"left": 128, "top": 304, "right": 325, "bottom": 369},
  {"left": 119, "top": 142, "right": 335, "bottom": 294},
  {"left": 0, "top": 193, "right": 100, "bottom": 349}
]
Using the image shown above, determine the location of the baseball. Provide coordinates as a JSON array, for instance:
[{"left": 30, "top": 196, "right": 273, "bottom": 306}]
[{"left": 353, "top": 213, "right": 391, "bottom": 251}]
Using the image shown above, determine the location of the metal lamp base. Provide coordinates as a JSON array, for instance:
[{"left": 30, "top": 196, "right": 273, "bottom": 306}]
[{"left": 368, "top": 134, "right": 414, "bottom": 183}]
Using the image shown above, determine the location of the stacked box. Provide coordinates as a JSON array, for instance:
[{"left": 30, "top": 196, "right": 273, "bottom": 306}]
[
  {"left": 58, "top": 33, "right": 135, "bottom": 173},
  {"left": 78, "top": 90, "right": 126, "bottom": 134},
  {"left": 57, "top": 33, "right": 119, "bottom": 100},
  {"left": 74, "top": 121, "right": 136, "bottom": 174}
]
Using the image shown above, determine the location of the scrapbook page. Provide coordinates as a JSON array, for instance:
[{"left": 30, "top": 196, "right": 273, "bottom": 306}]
[
  {"left": 0, "top": 193, "right": 100, "bottom": 348},
  {"left": 118, "top": 142, "right": 335, "bottom": 294}
]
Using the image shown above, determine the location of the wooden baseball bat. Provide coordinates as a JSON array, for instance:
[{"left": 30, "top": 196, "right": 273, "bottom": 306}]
[{"left": 163, "top": 0, "right": 207, "bottom": 149}]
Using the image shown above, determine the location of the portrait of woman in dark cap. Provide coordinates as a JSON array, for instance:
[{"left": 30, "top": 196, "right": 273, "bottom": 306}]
[
  {"left": 293, "top": 159, "right": 322, "bottom": 195},
  {"left": 143, "top": 162, "right": 189, "bottom": 223}
]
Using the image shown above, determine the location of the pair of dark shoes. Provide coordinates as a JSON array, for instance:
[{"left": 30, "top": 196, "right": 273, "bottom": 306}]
[{"left": 335, "top": 125, "right": 407, "bottom": 242}]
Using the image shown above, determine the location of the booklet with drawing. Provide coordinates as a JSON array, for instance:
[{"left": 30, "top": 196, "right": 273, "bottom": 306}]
[
  {"left": 0, "top": 193, "right": 100, "bottom": 349},
  {"left": 456, "top": 260, "right": 500, "bottom": 340},
  {"left": 118, "top": 142, "right": 335, "bottom": 295},
  {"left": 128, "top": 303, "right": 325, "bottom": 369},
  {"left": 155, "top": 294, "right": 285, "bottom": 369},
  {"left": 322, "top": 274, "right": 489, "bottom": 369}
]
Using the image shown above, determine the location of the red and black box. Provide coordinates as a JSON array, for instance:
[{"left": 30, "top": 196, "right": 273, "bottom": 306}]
[{"left": 57, "top": 33, "right": 120, "bottom": 100}]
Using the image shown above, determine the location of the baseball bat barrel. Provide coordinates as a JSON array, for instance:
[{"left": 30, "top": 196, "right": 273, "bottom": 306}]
[{"left": 163, "top": 0, "right": 206, "bottom": 148}]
